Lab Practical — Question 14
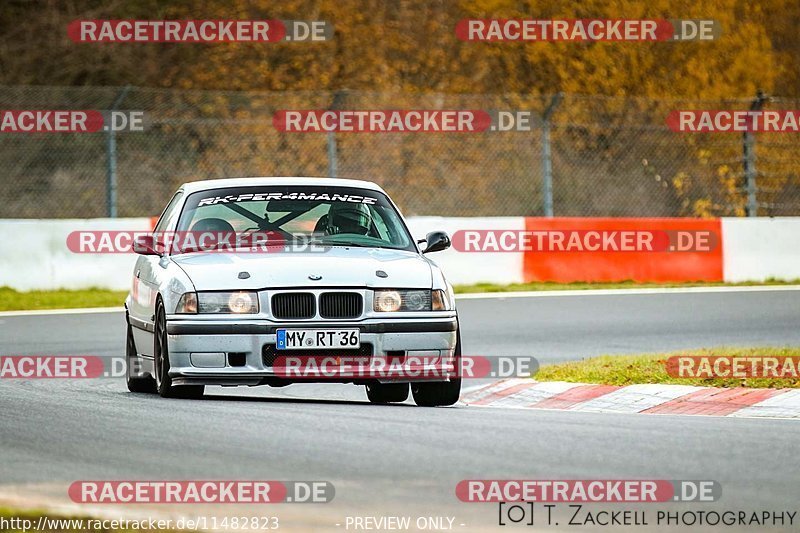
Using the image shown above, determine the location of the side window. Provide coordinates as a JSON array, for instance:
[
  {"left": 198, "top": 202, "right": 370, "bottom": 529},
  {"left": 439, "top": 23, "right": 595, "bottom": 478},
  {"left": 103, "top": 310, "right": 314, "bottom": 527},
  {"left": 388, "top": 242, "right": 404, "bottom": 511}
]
[
  {"left": 154, "top": 192, "right": 184, "bottom": 234},
  {"left": 371, "top": 207, "right": 391, "bottom": 241}
]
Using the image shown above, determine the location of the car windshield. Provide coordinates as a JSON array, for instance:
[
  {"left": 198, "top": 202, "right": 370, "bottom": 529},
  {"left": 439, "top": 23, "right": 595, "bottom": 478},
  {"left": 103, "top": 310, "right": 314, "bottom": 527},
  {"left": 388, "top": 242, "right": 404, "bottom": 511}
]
[{"left": 176, "top": 185, "right": 416, "bottom": 252}]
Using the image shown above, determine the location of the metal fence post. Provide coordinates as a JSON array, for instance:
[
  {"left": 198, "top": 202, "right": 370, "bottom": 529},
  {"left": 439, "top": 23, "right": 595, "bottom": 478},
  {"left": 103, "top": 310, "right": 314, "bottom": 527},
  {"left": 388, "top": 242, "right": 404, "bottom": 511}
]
[
  {"left": 327, "top": 131, "right": 337, "bottom": 177},
  {"left": 106, "top": 127, "right": 117, "bottom": 217},
  {"left": 327, "top": 90, "right": 345, "bottom": 177},
  {"left": 541, "top": 93, "right": 562, "bottom": 217},
  {"left": 743, "top": 90, "right": 767, "bottom": 217},
  {"left": 106, "top": 86, "right": 131, "bottom": 218}
]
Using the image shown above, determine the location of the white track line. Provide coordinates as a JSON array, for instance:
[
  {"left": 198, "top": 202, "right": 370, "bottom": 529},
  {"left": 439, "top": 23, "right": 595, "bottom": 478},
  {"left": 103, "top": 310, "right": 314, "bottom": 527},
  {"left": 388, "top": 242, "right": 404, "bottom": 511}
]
[
  {"left": 455, "top": 285, "right": 800, "bottom": 300},
  {"left": 0, "top": 306, "right": 123, "bottom": 317},
  {"left": 464, "top": 400, "right": 800, "bottom": 421}
]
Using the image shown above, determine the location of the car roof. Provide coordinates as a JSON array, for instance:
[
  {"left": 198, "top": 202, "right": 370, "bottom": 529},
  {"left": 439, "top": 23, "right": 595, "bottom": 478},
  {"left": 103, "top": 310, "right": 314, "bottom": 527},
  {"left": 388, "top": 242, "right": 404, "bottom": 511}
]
[{"left": 179, "top": 177, "right": 387, "bottom": 195}]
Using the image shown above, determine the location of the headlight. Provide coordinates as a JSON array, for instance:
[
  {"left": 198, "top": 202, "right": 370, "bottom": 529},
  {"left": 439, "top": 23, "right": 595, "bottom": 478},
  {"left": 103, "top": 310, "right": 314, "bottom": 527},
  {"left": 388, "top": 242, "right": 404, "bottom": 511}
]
[
  {"left": 374, "top": 290, "right": 445, "bottom": 312},
  {"left": 175, "top": 291, "right": 259, "bottom": 314},
  {"left": 175, "top": 292, "right": 197, "bottom": 314},
  {"left": 374, "top": 290, "right": 403, "bottom": 312},
  {"left": 404, "top": 290, "right": 428, "bottom": 311},
  {"left": 432, "top": 289, "right": 451, "bottom": 311},
  {"left": 225, "top": 292, "right": 258, "bottom": 314}
]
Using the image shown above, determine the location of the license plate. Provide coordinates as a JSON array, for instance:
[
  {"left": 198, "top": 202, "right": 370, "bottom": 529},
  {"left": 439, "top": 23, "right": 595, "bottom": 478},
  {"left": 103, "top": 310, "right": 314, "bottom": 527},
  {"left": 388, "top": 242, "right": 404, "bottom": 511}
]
[{"left": 276, "top": 328, "right": 360, "bottom": 350}]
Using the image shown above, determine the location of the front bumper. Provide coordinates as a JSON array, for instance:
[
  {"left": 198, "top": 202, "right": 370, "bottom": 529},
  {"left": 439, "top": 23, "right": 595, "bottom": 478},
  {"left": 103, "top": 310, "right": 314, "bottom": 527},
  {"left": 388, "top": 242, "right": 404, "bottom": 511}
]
[{"left": 164, "top": 315, "right": 458, "bottom": 386}]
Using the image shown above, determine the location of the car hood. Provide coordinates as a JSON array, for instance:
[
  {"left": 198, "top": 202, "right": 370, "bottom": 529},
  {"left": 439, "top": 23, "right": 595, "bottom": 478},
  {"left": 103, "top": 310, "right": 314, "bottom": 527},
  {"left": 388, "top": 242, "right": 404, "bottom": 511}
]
[{"left": 171, "top": 247, "right": 433, "bottom": 291}]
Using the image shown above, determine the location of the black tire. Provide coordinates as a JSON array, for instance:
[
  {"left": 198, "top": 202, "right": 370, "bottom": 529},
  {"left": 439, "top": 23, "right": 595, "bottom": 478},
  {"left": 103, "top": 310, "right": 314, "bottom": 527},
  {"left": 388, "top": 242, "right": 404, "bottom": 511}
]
[
  {"left": 366, "top": 382, "right": 409, "bottom": 404},
  {"left": 154, "top": 301, "right": 204, "bottom": 399},
  {"left": 412, "top": 328, "right": 462, "bottom": 407},
  {"left": 126, "top": 319, "right": 156, "bottom": 393}
]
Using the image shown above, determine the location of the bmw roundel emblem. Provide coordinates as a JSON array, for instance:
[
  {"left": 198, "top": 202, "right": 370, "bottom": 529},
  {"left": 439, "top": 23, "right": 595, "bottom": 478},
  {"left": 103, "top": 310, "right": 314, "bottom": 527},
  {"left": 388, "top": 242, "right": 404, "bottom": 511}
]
[{"left": 308, "top": 274, "right": 322, "bottom": 281}]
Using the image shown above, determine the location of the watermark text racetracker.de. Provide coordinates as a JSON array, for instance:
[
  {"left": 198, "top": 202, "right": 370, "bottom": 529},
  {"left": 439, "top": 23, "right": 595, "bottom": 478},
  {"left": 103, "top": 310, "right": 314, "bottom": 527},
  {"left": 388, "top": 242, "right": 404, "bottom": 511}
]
[
  {"left": 666, "top": 355, "right": 800, "bottom": 378},
  {"left": 0, "top": 110, "right": 145, "bottom": 133},
  {"left": 668, "top": 110, "right": 800, "bottom": 133},
  {"left": 66, "top": 231, "right": 329, "bottom": 254},
  {"left": 451, "top": 229, "right": 717, "bottom": 253},
  {"left": 0, "top": 356, "right": 108, "bottom": 379},
  {"left": 68, "top": 19, "right": 333, "bottom": 43},
  {"left": 455, "top": 19, "right": 721, "bottom": 42},
  {"left": 273, "top": 109, "right": 536, "bottom": 133},
  {"left": 272, "top": 354, "right": 538, "bottom": 381},
  {"left": 69, "top": 480, "right": 334, "bottom": 504}
]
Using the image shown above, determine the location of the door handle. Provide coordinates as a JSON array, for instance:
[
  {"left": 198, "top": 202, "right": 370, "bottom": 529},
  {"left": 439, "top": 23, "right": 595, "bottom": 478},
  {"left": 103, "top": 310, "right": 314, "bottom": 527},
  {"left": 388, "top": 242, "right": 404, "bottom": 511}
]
[{"left": 136, "top": 270, "right": 141, "bottom": 279}]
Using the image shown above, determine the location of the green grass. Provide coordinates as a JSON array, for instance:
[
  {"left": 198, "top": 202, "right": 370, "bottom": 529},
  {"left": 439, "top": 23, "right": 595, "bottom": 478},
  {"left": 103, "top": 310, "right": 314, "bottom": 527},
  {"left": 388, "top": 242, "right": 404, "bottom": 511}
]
[
  {"left": 454, "top": 278, "right": 800, "bottom": 293},
  {"left": 535, "top": 347, "right": 800, "bottom": 389},
  {"left": 0, "top": 287, "right": 126, "bottom": 311},
  {"left": 0, "top": 506, "right": 190, "bottom": 532}
]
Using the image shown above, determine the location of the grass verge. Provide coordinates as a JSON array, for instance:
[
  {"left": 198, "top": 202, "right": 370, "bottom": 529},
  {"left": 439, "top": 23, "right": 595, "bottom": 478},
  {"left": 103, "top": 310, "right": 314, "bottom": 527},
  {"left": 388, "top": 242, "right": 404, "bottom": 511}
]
[
  {"left": 0, "top": 279, "right": 798, "bottom": 311},
  {"left": 535, "top": 347, "right": 800, "bottom": 389},
  {"left": 0, "top": 287, "right": 126, "bottom": 312},
  {"left": 454, "top": 278, "right": 800, "bottom": 293}
]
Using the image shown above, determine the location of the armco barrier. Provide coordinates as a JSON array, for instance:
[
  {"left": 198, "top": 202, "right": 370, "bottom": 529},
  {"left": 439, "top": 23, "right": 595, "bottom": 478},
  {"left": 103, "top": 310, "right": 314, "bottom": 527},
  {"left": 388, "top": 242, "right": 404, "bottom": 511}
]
[{"left": 0, "top": 217, "right": 797, "bottom": 291}]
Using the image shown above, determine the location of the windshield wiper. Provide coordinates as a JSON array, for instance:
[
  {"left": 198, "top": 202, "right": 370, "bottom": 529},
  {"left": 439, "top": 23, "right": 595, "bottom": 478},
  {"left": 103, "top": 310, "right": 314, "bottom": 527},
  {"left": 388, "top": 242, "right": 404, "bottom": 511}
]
[
  {"left": 308, "top": 238, "right": 375, "bottom": 249},
  {"left": 170, "top": 238, "right": 288, "bottom": 255}
]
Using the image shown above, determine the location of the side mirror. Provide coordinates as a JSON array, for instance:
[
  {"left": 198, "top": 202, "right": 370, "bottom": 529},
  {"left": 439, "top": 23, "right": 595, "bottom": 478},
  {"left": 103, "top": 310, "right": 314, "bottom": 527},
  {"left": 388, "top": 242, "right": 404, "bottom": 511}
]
[
  {"left": 422, "top": 231, "right": 451, "bottom": 254},
  {"left": 133, "top": 234, "right": 160, "bottom": 256}
]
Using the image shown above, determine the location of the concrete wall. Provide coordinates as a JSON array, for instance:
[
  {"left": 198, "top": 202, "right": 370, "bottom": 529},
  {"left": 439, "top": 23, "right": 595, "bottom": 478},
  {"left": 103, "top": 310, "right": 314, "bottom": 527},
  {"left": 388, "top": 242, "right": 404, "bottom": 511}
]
[
  {"left": 0, "top": 218, "right": 151, "bottom": 291},
  {"left": 722, "top": 218, "right": 800, "bottom": 282},
  {"left": 406, "top": 216, "right": 524, "bottom": 286}
]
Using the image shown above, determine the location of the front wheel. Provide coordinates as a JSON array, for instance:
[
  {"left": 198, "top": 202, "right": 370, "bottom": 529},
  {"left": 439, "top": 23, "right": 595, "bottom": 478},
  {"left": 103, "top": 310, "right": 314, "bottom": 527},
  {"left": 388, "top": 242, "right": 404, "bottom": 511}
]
[
  {"left": 126, "top": 320, "right": 156, "bottom": 394},
  {"left": 411, "top": 378, "right": 461, "bottom": 407},
  {"left": 154, "top": 301, "right": 204, "bottom": 399},
  {"left": 412, "top": 328, "right": 462, "bottom": 407},
  {"left": 366, "top": 382, "right": 409, "bottom": 404}
]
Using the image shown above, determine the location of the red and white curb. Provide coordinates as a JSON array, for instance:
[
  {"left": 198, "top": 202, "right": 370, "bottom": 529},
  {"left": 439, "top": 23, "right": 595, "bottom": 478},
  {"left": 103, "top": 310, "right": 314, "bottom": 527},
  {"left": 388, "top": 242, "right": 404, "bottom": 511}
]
[{"left": 461, "top": 379, "right": 800, "bottom": 419}]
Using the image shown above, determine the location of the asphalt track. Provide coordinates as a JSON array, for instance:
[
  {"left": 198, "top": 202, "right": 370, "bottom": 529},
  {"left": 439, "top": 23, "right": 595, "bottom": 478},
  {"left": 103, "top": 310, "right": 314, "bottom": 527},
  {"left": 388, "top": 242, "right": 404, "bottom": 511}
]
[{"left": 2, "top": 288, "right": 800, "bottom": 531}]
